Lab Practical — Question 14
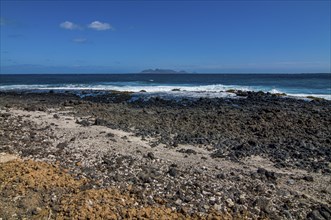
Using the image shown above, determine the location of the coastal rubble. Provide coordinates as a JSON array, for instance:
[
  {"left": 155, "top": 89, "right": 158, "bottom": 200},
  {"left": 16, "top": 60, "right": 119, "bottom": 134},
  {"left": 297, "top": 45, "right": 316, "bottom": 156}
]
[{"left": 0, "top": 91, "right": 330, "bottom": 219}]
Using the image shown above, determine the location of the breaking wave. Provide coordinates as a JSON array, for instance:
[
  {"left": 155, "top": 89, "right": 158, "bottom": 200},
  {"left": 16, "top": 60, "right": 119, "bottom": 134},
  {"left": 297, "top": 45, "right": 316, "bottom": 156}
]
[{"left": 0, "top": 82, "right": 330, "bottom": 100}]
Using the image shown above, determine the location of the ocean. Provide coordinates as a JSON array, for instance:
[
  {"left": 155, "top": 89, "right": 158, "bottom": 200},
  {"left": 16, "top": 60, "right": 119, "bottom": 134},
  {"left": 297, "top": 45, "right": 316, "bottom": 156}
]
[{"left": 0, "top": 73, "right": 330, "bottom": 100}]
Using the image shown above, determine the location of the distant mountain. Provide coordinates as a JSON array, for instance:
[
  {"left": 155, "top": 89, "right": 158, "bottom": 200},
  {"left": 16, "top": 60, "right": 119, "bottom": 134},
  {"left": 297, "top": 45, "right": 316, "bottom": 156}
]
[{"left": 140, "top": 68, "right": 188, "bottom": 74}]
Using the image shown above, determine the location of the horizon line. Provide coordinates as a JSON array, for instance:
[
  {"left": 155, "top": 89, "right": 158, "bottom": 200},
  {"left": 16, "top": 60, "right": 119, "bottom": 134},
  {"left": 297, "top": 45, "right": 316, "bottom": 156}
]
[{"left": 0, "top": 72, "right": 330, "bottom": 75}]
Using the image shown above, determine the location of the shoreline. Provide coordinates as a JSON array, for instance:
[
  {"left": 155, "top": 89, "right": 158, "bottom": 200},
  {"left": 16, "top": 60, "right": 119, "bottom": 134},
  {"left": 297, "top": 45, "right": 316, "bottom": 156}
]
[
  {"left": 0, "top": 88, "right": 330, "bottom": 101},
  {"left": 0, "top": 91, "right": 330, "bottom": 219}
]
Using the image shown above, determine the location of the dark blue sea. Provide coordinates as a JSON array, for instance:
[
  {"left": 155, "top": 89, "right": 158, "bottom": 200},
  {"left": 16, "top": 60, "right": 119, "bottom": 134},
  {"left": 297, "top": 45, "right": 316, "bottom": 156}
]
[{"left": 0, "top": 73, "right": 330, "bottom": 100}]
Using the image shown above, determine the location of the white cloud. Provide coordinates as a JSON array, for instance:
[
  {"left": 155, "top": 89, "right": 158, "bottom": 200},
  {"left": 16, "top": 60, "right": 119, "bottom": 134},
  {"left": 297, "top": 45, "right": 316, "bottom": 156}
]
[
  {"left": 72, "top": 38, "right": 87, "bottom": 43},
  {"left": 60, "top": 21, "right": 80, "bottom": 30},
  {"left": 88, "top": 21, "right": 113, "bottom": 31}
]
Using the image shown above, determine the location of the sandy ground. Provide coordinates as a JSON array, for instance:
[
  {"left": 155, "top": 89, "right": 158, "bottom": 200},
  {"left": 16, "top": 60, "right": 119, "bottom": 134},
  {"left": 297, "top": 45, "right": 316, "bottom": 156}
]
[{"left": 8, "top": 108, "right": 330, "bottom": 184}]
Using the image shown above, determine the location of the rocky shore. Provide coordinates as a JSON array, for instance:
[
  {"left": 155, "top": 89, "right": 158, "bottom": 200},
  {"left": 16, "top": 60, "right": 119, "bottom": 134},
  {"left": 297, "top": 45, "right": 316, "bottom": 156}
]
[{"left": 0, "top": 91, "right": 330, "bottom": 219}]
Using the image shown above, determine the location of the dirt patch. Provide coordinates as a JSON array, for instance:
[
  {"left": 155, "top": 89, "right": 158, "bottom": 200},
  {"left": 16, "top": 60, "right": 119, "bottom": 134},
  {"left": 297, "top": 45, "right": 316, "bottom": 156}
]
[{"left": 0, "top": 159, "right": 233, "bottom": 219}]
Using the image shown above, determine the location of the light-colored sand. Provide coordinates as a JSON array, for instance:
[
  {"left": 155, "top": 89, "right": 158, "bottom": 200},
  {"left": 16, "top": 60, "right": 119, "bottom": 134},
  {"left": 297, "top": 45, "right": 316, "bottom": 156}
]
[
  {"left": 0, "top": 153, "right": 18, "bottom": 163},
  {"left": 7, "top": 109, "right": 283, "bottom": 175}
]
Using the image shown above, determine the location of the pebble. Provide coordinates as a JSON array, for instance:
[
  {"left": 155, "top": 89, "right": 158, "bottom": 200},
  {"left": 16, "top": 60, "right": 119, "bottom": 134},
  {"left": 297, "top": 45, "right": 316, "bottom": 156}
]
[
  {"left": 287, "top": 179, "right": 295, "bottom": 185},
  {"left": 146, "top": 152, "right": 156, "bottom": 160},
  {"left": 239, "top": 194, "right": 245, "bottom": 204},
  {"left": 213, "top": 204, "right": 222, "bottom": 211},
  {"left": 168, "top": 167, "right": 177, "bottom": 177},
  {"left": 226, "top": 198, "right": 234, "bottom": 208},
  {"left": 32, "top": 207, "right": 42, "bottom": 215},
  {"left": 175, "top": 199, "right": 182, "bottom": 206},
  {"left": 209, "top": 197, "right": 216, "bottom": 202},
  {"left": 303, "top": 175, "right": 314, "bottom": 182},
  {"left": 216, "top": 173, "right": 226, "bottom": 179}
]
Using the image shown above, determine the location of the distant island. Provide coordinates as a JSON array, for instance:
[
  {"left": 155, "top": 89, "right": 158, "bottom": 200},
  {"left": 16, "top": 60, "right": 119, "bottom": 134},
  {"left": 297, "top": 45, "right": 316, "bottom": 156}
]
[{"left": 140, "top": 69, "right": 188, "bottom": 74}]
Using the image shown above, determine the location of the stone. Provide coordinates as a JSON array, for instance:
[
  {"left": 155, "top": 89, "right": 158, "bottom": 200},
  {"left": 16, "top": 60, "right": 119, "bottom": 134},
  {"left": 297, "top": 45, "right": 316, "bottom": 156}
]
[
  {"left": 32, "top": 207, "right": 42, "bottom": 215},
  {"left": 168, "top": 167, "right": 177, "bottom": 177},
  {"left": 175, "top": 199, "right": 182, "bottom": 206},
  {"left": 254, "top": 197, "right": 273, "bottom": 213},
  {"left": 94, "top": 118, "right": 108, "bottom": 126},
  {"left": 178, "top": 148, "right": 197, "bottom": 155},
  {"left": 209, "top": 197, "right": 216, "bottom": 202},
  {"left": 287, "top": 179, "right": 295, "bottom": 185},
  {"left": 226, "top": 198, "right": 234, "bottom": 208},
  {"left": 239, "top": 194, "right": 246, "bottom": 204},
  {"left": 56, "top": 142, "right": 67, "bottom": 150},
  {"left": 257, "top": 167, "right": 277, "bottom": 180},
  {"left": 307, "top": 210, "right": 326, "bottom": 220},
  {"left": 76, "top": 119, "right": 90, "bottom": 126},
  {"left": 216, "top": 173, "right": 226, "bottom": 179},
  {"left": 106, "top": 133, "right": 115, "bottom": 138},
  {"left": 283, "top": 210, "right": 293, "bottom": 219},
  {"left": 138, "top": 173, "right": 151, "bottom": 183},
  {"left": 146, "top": 152, "right": 156, "bottom": 160},
  {"left": 213, "top": 204, "right": 222, "bottom": 211},
  {"left": 308, "top": 206, "right": 331, "bottom": 220},
  {"left": 303, "top": 175, "right": 314, "bottom": 182}
]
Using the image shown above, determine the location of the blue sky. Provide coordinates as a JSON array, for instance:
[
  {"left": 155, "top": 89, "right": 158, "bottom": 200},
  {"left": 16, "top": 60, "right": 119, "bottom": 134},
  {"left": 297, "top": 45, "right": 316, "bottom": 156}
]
[{"left": 0, "top": 0, "right": 330, "bottom": 74}]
